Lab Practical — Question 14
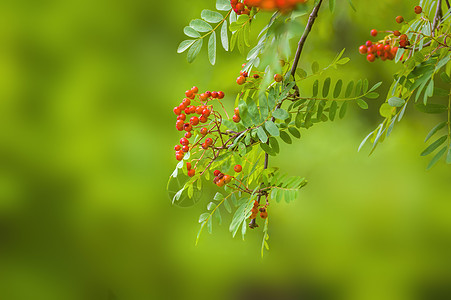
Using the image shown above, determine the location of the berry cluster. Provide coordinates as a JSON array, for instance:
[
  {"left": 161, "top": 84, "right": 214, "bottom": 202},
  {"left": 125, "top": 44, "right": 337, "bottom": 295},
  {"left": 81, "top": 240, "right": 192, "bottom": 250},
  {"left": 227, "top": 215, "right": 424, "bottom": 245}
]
[
  {"left": 236, "top": 64, "right": 260, "bottom": 85},
  {"left": 231, "top": 0, "right": 251, "bottom": 15},
  {"left": 173, "top": 86, "right": 225, "bottom": 177},
  {"left": 212, "top": 165, "right": 242, "bottom": 187},
  {"left": 249, "top": 200, "right": 268, "bottom": 220},
  {"left": 243, "top": 0, "right": 308, "bottom": 12},
  {"left": 233, "top": 107, "right": 240, "bottom": 123},
  {"left": 358, "top": 6, "right": 424, "bottom": 62},
  {"left": 359, "top": 40, "right": 398, "bottom": 62}
]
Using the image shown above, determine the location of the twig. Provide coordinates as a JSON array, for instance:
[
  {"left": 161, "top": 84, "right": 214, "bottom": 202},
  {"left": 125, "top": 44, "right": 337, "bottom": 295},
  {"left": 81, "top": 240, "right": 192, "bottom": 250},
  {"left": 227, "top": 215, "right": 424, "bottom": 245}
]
[{"left": 432, "top": 0, "right": 443, "bottom": 37}]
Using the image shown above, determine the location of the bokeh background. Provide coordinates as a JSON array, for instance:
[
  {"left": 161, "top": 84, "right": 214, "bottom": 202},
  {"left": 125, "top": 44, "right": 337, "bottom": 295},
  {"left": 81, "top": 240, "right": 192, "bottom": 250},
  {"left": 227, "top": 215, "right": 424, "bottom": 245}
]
[{"left": 0, "top": 0, "right": 450, "bottom": 299}]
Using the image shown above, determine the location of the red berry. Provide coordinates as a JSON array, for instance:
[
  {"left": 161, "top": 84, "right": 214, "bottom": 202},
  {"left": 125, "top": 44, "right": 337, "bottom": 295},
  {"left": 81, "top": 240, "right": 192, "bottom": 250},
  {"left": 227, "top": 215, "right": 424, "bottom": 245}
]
[
  {"left": 393, "top": 30, "right": 401, "bottom": 36},
  {"left": 396, "top": 16, "right": 404, "bottom": 23},
  {"left": 185, "top": 132, "right": 192, "bottom": 139},
  {"left": 236, "top": 76, "right": 246, "bottom": 85},
  {"left": 236, "top": 2, "right": 244, "bottom": 12},
  {"left": 274, "top": 74, "right": 283, "bottom": 82},
  {"left": 201, "top": 142, "right": 208, "bottom": 150},
  {"left": 182, "top": 98, "right": 191, "bottom": 107},
  {"left": 186, "top": 162, "right": 192, "bottom": 170},
  {"left": 200, "top": 127, "right": 208, "bottom": 135},
  {"left": 200, "top": 115, "right": 208, "bottom": 123},
  {"left": 188, "top": 169, "right": 195, "bottom": 177},
  {"left": 184, "top": 123, "right": 193, "bottom": 132},
  {"left": 174, "top": 145, "right": 181, "bottom": 151},
  {"left": 190, "top": 116, "right": 199, "bottom": 126},
  {"left": 241, "top": 63, "right": 246, "bottom": 68},
  {"left": 216, "top": 178, "right": 225, "bottom": 187},
  {"left": 376, "top": 50, "right": 383, "bottom": 57},
  {"left": 195, "top": 106, "right": 203, "bottom": 114},
  {"left": 253, "top": 74, "right": 260, "bottom": 79},
  {"left": 180, "top": 137, "right": 189, "bottom": 146},
  {"left": 189, "top": 106, "right": 196, "bottom": 114},
  {"left": 391, "top": 46, "right": 398, "bottom": 55},
  {"left": 205, "top": 138, "right": 213, "bottom": 146},
  {"left": 173, "top": 106, "right": 181, "bottom": 115},
  {"left": 377, "top": 44, "right": 384, "bottom": 51},
  {"left": 176, "top": 120, "right": 184, "bottom": 128},
  {"left": 240, "top": 71, "right": 248, "bottom": 77},
  {"left": 370, "top": 29, "right": 377, "bottom": 37},
  {"left": 234, "top": 107, "right": 240, "bottom": 116},
  {"left": 359, "top": 45, "right": 367, "bottom": 54},
  {"left": 399, "top": 40, "right": 408, "bottom": 47},
  {"left": 175, "top": 151, "right": 184, "bottom": 161},
  {"left": 191, "top": 86, "right": 198, "bottom": 94},
  {"left": 217, "top": 91, "right": 224, "bottom": 99},
  {"left": 199, "top": 93, "right": 207, "bottom": 101},
  {"left": 224, "top": 174, "right": 232, "bottom": 184},
  {"left": 367, "top": 54, "right": 376, "bottom": 62},
  {"left": 184, "top": 107, "right": 190, "bottom": 114},
  {"left": 365, "top": 40, "right": 372, "bottom": 47},
  {"left": 234, "top": 164, "right": 242, "bottom": 173},
  {"left": 205, "top": 91, "right": 211, "bottom": 98},
  {"left": 211, "top": 91, "right": 218, "bottom": 98},
  {"left": 214, "top": 170, "right": 221, "bottom": 176},
  {"left": 185, "top": 90, "right": 193, "bottom": 98},
  {"left": 367, "top": 46, "right": 375, "bottom": 54},
  {"left": 233, "top": 114, "right": 241, "bottom": 123},
  {"left": 202, "top": 109, "right": 211, "bottom": 117},
  {"left": 182, "top": 145, "right": 189, "bottom": 152},
  {"left": 414, "top": 6, "right": 422, "bottom": 14},
  {"left": 176, "top": 123, "right": 184, "bottom": 131},
  {"left": 384, "top": 45, "right": 391, "bottom": 52},
  {"left": 177, "top": 114, "right": 186, "bottom": 121}
]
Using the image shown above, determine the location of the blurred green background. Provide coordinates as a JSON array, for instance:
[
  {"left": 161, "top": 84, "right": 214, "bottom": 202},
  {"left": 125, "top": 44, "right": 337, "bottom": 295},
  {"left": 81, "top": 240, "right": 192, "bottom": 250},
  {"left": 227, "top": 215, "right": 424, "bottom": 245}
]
[{"left": 0, "top": 0, "right": 450, "bottom": 299}]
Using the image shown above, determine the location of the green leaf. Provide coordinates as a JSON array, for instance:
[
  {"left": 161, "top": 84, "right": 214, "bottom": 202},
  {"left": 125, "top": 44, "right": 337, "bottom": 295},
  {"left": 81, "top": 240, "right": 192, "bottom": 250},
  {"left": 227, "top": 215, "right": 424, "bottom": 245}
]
[
  {"left": 312, "top": 80, "right": 319, "bottom": 97},
  {"left": 208, "top": 31, "right": 216, "bottom": 65},
  {"left": 339, "top": 102, "right": 348, "bottom": 119},
  {"left": 207, "top": 202, "right": 216, "bottom": 210},
  {"left": 220, "top": 21, "right": 229, "bottom": 51},
  {"left": 362, "top": 79, "right": 369, "bottom": 93},
  {"left": 345, "top": 81, "right": 354, "bottom": 98},
  {"left": 177, "top": 39, "right": 196, "bottom": 53},
  {"left": 280, "top": 131, "right": 292, "bottom": 144},
  {"left": 322, "top": 77, "right": 331, "bottom": 97},
  {"left": 257, "top": 126, "right": 268, "bottom": 143},
  {"left": 199, "top": 213, "right": 210, "bottom": 223},
  {"left": 295, "top": 111, "right": 303, "bottom": 128},
  {"left": 273, "top": 108, "right": 289, "bottom": 120},
  {"left": 415, "top": 103, "right": 447, "bottom": 114},
  {"left": 421, "top": 135, "right": 447, "bottom": 156},
  {"left": 423, "top": 79, "right": 434, "bottom": 105},
  {"left": 224, "top": 198, "right": 232, "bottom": 213},
  {"left": 347, "top": 0, "right": 356, "bottom": 11},
  {"left": 260, "top": 143, "right": 276, "bottom": 156},
  {"left": 269, "top": 137, "right": 279, "bottom": 153},
  {"left": 214, "top": 192, "right": 224, "bottom": 201},
  {"left": 201, "top": 10, "right": 223, "bottom": 23},
  {"left": 365, "top": 92, "right": 379, "bottom": 99},
  {"left": 187, "top": 39, "right": 203, "bottom": 63},
  {"left": 329, "top": 0, "right": 335, "bottom": 12},
  {"left": 356, "top": 99, "right": 368, "bottom": 109},
  {"left": 311, "top": 61, "right": 319, "bottom": 74},
  {"left": 354, "top": 79, "right": 362, "bottom": 97},
  {"left": 329, "top": 101, "right": 338, "bottom": 121},
  {"left": 184, "top": 27, "right": 201, "bottom": 38},
  {"left": 190, "top": 19, "right": 213, "bottom": 32},
  {"left": 333, "top": 79, "right": 342, "bottom": 98},
  {"left": 388, "top": 97, "right": 405, "bottom": 107},
  {"left": 446, "top": 148, "right": 451, "bottom": 164},
  {"left": 216, "top": 0, "right": 232, "bottom": 10},
  {"left": 369, "top": 81, "right": 382, "bottom": 92},
  {"left": 426, "top": 146, "right": 447, "bottom": 170},
  {"left": 288, "top": 127, "right": 301, "bottom": 138},
  {"left": 265, "top": 120, "right": 280, "bottom": 136},
  {"left": 379, "top": 103, "right": 394, "bottom": 118},
  {"left": 425, "top": 122, "right": 447, "bottom": 142}
]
